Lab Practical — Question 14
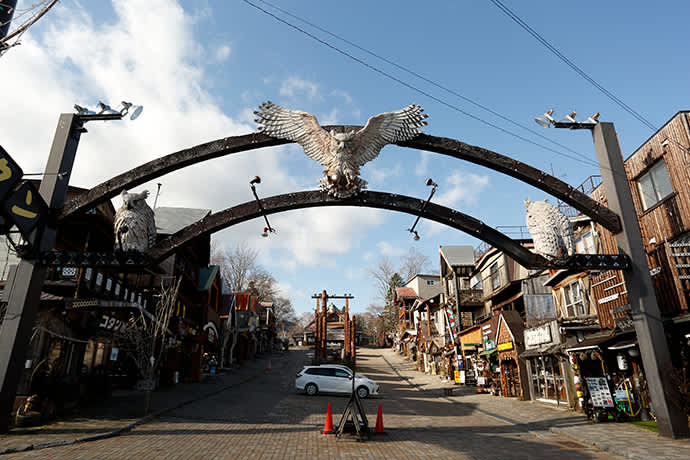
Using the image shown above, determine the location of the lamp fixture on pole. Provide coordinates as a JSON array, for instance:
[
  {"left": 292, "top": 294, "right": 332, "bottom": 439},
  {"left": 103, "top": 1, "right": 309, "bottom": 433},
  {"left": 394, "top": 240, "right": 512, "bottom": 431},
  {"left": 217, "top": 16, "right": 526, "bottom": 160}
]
[
  {"left": 407, "top": 178, "right": 438, "bottom": 241},
  {"left": 534, "top": 109, "right": 599, "bottom": 130},
  {"left": 249, "top": 176, "right": 276, "bottom": 237},
  {"left": 74, "top": 101, "right": 144, "bottom": 123}
]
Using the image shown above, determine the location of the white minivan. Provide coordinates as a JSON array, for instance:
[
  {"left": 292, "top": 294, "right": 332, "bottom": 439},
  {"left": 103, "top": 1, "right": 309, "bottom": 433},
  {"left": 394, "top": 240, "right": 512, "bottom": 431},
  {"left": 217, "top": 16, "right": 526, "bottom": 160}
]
[{"left": 295, "top": 364, "right": 379, "bottom": 399}]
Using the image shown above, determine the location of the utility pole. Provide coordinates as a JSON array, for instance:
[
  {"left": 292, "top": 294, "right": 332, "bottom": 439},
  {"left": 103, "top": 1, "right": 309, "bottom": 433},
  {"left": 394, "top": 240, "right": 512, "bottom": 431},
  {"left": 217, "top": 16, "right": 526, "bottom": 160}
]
[
  {"left": 592, "top": 122, "right": 689, "bottom": 438},
  {"left": 0, "top": 114, "right": 83, "bottom": 431}
]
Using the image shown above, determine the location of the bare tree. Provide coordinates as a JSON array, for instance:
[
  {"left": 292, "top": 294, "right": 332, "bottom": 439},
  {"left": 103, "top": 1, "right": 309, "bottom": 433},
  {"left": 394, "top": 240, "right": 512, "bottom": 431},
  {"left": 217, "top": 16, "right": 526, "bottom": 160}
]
[
  {"left": 115, "top": 278, "right": 180, "bottom": 415},
  {"left": 399, "top": 247, "right": 431, "bottom": 281},
  {"left": 367, "top": 256, "right": 396, "bottom": 304},
  {"left": 212, "top": 242, "right": 259, "bottom": 292}
]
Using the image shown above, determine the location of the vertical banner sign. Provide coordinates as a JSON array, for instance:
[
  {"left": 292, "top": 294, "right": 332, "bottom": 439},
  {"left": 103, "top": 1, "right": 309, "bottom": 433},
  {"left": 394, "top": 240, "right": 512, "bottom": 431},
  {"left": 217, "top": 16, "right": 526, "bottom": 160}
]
[
  {"left": 0, "top": 145, "right": 23, "bottom": 201},
  {"left": 1, "top": 181, "right": 49, "bottom": 240}
]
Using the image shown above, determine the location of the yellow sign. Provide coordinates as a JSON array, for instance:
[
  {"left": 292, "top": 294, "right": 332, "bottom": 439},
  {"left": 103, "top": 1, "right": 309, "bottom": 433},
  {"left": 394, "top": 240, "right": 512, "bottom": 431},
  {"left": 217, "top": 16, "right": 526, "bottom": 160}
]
[
  {"left": 0, "top": 159, "right": 13, "bottom": 181},
  {"left": 11, "top": 189, "right": 38, "bottom": 219},
  {"left": 497, "top": 342, "right": 514, "bottom": 352},
  {"left": 454, "top": 370, "right": 460, "bottom": 384}
]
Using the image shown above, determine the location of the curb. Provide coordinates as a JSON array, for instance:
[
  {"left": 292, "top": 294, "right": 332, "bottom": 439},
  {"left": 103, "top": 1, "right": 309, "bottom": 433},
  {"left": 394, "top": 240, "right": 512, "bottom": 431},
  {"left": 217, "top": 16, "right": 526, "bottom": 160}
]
[{"left": 0, "top": 363, "right": 267, "bottom": 456}]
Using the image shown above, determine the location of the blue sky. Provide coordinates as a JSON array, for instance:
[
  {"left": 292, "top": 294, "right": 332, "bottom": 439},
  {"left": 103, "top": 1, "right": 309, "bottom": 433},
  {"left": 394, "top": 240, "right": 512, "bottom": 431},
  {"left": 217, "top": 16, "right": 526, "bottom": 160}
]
[{"left": 2, "top": 0, "right": 689, "bottom": 314}]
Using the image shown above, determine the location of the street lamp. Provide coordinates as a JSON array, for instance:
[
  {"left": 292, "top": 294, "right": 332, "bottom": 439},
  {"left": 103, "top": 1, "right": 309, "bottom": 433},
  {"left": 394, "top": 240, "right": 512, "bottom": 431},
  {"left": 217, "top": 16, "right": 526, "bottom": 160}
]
[
  {"left": 407, "top": 178, "right": 438, "bottom": 241},
  {"left": 249, "top": 176, "right": 276, "bottom": 237},
  {"left": 535, "top": 109, "right": 689, "bottom": 438}
]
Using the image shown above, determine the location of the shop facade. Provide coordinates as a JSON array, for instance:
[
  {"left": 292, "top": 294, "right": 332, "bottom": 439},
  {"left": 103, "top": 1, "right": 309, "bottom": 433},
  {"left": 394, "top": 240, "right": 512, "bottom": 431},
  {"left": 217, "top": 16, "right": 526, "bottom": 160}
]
[
  {"left": 495, "top": 311, "right": 529, "bottom": 399},
  {"left": 521, "top": 320, "right": 572, "bottom": 406}
]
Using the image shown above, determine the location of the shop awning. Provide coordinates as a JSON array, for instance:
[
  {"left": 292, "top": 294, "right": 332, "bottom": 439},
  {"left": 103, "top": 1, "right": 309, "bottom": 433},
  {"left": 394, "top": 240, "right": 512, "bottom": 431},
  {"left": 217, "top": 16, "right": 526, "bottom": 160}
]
[
  {"left": 478, "top": 348, "right": 497, "bottom": 357},
  {"left": 565, "top": 335, "right": 613, "bottom": 353},
  {"left": 520, "top": 344, "right": 564, "bottom": 358},
  {"left": 607, "top": 339, "right": 637, "bottom": 351}
]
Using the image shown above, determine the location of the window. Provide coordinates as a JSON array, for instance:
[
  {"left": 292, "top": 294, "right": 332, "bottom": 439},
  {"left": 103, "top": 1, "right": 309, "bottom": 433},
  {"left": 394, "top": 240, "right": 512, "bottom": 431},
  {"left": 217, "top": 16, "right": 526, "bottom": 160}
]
[
  {"left": 575, "top": 231, "right": 596, "bottom": 254},
  {"left": 334, "top": 369, "right": 351, "bottom": 378},
  {"left": 490, "top": 262, "right": 501, "bottom": 290},
  {"left": 426, "top": 280, "right": 435, "bottom": 285},
  {"left": 637, "top": 159, "right": 674, "bottom": 210},
  {"left": 562, "top": 280, "right": 587, "bottom": 317}
]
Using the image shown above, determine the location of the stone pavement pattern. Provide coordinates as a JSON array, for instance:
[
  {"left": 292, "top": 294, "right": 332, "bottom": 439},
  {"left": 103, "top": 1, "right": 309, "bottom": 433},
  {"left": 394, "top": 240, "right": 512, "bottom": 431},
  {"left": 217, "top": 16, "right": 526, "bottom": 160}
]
[{"left": 0, "top": 347, "right": 687, "bottom": 459}]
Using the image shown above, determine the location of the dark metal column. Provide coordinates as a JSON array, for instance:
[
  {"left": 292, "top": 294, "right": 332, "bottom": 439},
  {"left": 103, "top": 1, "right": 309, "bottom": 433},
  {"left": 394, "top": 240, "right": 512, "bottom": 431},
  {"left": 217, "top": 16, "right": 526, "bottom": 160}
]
[
  {"left": 0, "top": 0, "right": 18, "bottom": 40},
  {"left": 593, "top": 122, "right": 689, "bottom": 438},
  {"left": 0, "top": 114, "right": 83, "bottom": 431}
]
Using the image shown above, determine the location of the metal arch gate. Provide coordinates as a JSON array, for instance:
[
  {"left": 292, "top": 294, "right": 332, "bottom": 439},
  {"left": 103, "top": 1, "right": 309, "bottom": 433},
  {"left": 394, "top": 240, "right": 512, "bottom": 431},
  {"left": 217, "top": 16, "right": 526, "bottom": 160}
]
[
  {"left": 145, "top": 189, "right": 548, "bottom": 268},
  {"left": 59, "top": 127, "right": 622, "bottom": 233}
]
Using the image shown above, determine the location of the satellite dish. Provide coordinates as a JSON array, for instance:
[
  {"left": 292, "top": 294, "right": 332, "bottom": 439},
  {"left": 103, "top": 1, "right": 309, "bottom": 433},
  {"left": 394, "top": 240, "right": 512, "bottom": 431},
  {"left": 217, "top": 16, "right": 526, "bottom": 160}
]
[{"left": 130, "top": 105, "right": 143, "bottom": 120}]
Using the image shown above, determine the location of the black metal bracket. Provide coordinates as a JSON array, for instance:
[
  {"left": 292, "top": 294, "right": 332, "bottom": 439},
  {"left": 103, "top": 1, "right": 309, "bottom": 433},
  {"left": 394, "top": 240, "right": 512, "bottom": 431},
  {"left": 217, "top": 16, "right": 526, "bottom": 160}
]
[
  {"left": 548, "top": 253, "right": 631, "bottom": 271},
  {"left": 39, "top": 250, "right": 151, "bottom": 268}
]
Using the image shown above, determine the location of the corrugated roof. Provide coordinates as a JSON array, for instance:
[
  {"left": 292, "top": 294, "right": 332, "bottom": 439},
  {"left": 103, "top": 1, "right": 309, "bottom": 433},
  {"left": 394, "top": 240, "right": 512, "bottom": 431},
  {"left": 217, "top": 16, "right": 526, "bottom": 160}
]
[
  {"left": 155, "top": 207, "right": 211, "bottom": 235},
  {"left": 439, "top": 245, "right": 475, "bottom": 266},
  {"left": 395, "top": 287, "right": 418, "bottom": 299}
]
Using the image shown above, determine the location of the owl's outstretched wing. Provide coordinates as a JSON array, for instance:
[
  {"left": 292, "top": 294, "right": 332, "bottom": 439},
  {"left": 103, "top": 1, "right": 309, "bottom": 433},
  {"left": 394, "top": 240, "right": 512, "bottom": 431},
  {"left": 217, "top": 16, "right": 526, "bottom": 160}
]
[
  {"left": 254, "top": 101, "right": 333, "bottom": 166},
  {"left": 350, "top": 104, "right": 427, "bottom": 167}
]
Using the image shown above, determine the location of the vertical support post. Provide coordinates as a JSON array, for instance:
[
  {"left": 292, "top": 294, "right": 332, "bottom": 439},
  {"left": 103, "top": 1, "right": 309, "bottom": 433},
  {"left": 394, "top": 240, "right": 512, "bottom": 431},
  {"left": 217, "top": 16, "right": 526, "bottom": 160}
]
[
  {"left": 320, "top": 290, "right": 328, "bottom": 360},
  {"left": 314, "top": 297, "right": 320, "bottom": 359},
  {"left": 593, "top": 122, "right": 689, "bottom": 438},
  {"left": 0, "top": 114, "right": 83, "bottom": 432},
  {"left": 350, "top": 315, "right": 356, "bottom": 364},
  {"left": 344, "top": 297, "right": 350, "bottom": 359}
]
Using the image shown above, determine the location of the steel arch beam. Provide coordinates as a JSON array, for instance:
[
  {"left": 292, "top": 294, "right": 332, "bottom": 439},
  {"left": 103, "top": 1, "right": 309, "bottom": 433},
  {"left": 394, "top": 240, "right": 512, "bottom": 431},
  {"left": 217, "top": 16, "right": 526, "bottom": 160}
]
[
  {"left": 146, "top": 189, "right": 549, "bottom": 269},
  {"left": 60, "top": 127, "right": 621, "bottom": 233}
]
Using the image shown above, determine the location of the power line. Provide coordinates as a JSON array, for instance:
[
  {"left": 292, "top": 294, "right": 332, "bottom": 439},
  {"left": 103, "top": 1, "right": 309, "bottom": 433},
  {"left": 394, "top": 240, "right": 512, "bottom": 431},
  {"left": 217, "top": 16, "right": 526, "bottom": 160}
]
[
  {"left": 251, "top": 0, "right": 597, "bottom": 167},
  {"left": 241, "top": 0, "right": 603, "bottom": 171},
  {"left": 488, "top": 0, "right": 658, "bottom": 132}
]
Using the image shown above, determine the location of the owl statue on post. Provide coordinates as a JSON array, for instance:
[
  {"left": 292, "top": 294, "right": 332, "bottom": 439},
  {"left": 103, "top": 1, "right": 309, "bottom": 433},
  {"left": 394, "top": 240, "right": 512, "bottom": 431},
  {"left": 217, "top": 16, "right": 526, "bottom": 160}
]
[
  {"left": 524, "top": 199, "right": 575, "bottom": 259},
  {"left": 114, "top": 190, "right": 156, "bottom": 252}
]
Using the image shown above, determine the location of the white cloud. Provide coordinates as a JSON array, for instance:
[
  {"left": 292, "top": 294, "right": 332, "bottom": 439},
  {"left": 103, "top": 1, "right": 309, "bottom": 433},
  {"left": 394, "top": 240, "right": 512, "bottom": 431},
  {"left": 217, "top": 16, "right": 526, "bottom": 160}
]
[
  {"left": 416, "top": 151, "right": 432, "bottom": 176},
  {"left": 435, "top": 170, "right": 490, "bottom": 208},
  {"left": 319, "top": 107, "right": 339, "bottom": 125},
  {"left": 330, "top": 89, "right": 353, "bottom": 104},
  {"left": 344, "top": 267, "right": 365, "bottom": 280},
  {"left": 215, "top": 44, "right": 232, "bottom": 62},
  {"left": 279, "top": 76, "right": 319, "bottom": 99},
  {"left": 422, "top": 170, "right": 490, "bottom": 236},
  {"left": 377, "top": 241, "right": 404, "bottom": 257},
  {"left": 365, "top": 162, "right": 402, "bottom": 188}
]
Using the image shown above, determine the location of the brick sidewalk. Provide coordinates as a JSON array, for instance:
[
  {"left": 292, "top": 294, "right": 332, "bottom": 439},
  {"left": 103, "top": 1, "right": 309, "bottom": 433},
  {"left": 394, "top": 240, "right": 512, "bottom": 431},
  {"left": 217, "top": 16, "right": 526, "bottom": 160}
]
[
  {"left": 380, "top": 347, "right": 690, "bottom": 460},
  {"left": 0, "top": 354, "right": 278, "bottom": 455}
]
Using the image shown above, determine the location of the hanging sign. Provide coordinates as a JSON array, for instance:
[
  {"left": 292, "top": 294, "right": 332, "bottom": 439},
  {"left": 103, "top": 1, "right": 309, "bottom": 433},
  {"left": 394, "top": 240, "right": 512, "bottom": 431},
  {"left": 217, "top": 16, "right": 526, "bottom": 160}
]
[
  {"left": 1, "top": 180, "right": 49, "bottom": 240},
  {"left": 0, "top": 145, "right": 23, "bottom": 203}
]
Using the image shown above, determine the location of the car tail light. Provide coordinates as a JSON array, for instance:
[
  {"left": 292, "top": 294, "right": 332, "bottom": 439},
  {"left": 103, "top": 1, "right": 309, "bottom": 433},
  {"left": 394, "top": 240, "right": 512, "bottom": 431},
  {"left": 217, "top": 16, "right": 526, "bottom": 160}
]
[{"left": 296, "top": 373, "right": 302, "bottom": 378}]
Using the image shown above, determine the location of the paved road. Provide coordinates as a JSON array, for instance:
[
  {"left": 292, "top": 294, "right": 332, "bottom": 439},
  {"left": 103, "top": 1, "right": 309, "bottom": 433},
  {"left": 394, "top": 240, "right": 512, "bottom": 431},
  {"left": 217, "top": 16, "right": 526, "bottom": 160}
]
[{"left": 3, "top": 348, "right": 623, "bottom": 460}]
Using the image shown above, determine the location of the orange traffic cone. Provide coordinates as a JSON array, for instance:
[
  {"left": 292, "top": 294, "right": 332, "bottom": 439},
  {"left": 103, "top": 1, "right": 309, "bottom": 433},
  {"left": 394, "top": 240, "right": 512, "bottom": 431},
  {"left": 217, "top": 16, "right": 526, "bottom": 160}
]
[
  {"left": 373, "top": 404, "right": 386, "bottom": 435},
  {"left": 321, "top": 403, "right": 335, "bottom": 434},
  {"left": 266, "top": 359, "right": 272, "bottom": 371}
]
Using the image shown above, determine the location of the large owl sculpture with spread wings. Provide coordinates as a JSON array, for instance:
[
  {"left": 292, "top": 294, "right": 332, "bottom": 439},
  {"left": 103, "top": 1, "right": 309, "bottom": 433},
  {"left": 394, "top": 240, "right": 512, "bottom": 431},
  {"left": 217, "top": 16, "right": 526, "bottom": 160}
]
[
  {"left": 114, "top": 190, "right": 156, "bottom": 252},
  {"left": 254, "top": 101, "right": 428, "bottom": 198}
]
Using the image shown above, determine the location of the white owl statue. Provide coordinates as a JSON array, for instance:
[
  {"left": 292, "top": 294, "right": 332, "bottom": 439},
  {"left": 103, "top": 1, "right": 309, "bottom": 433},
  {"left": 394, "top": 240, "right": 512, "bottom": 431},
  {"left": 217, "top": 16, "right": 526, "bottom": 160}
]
[
  {"left": 524, "top": 199, "right": 575, "bottom": 259},
  {"left": 114, "top": 190, "right": 156, "bottom": 252}
]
